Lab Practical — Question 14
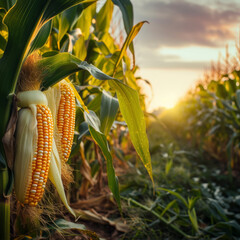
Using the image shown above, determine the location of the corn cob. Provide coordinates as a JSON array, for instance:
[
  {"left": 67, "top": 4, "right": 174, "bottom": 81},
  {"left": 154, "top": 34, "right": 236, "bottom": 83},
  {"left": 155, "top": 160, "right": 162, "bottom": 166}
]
[
  {"left": 14, "top": 91, "right": 54, "bottom": 206},
  {"left": 24, "top": 105, "right": 53, "bottom": 206},
  {"left": 57, "top": 81, "right": 76, "bottom": 161}
]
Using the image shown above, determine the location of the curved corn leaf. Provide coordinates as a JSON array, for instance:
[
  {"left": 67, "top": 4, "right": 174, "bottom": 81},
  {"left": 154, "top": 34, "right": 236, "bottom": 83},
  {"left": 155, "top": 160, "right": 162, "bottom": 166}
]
[
  {"left": 188, "top": 208, "right": 199, "bottom": 232},
  {"left": 0, "top": 0, "right": 49, "bottom": 84},
  {"left": 160, "top": 199, "right": 177, "bottom": 217},
  {"left": 73, "top": 34, "right": 87, "bottom": 60},
  {"left": 113, "top": 21, "right": 147, "bottom": 74},
  {"left": 38, "top": 52, "right": 153, "bottom": 182},
  {"left": 159, "top": 188, "right": 188, "bottom": 208},
  {"left": 100, "top": 91, "right": 119, "bottom": 136},
  {"left": 39, "top": 52, "right": 115, "bottom": 88},
  {"left": 58, "top": 0, "right": 96, "bottom": 42},
  {"left": 0, "top": 0, "right": 91, "bottom": 137},
  {"left": 95, "top": 40, "right": 112, "bottom": 56},
  {"left": 84, "top": 110, "right": 121, "bottom": 209},
  {"left": 109, "top": 80, "right": 152, "bottom": 182},
  {"left": 29, "top": 20, "right": 52, "bottom": 54},
  {"left": 0, "top": 0, "right": 50, "bottom": 138},
  {"left": 42, "top": 0, "right": 92, "bottom": 22},
  {"left": 87, "top": 93, "right": 102, "bottom": 113},
  {"left": 112, "top": 0, "right": 136, "bottom": 68},
  {"left": 0, "top": 0, "right": 16, "bottom": 11},
  {"left": 76, "top": 2, "right": 96, "bottom": 40},
  {"left": 60, "top": 28, "right": 82, "bottom": 53},
  {"left": 96, "top": 0, "right": 113, "bottom": 33},
  {"left": 112, "top": 0, "right": 133, "bottom": 34}
]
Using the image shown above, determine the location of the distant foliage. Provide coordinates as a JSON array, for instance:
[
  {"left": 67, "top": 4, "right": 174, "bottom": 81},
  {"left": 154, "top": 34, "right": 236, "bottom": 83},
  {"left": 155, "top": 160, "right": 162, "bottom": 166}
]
[{"left": 160, "top": 44, "right": 240, "bottom": 173}]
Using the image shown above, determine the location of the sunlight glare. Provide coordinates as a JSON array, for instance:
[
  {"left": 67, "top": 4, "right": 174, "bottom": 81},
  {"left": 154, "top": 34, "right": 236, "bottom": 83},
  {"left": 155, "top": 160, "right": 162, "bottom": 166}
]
[{"left": 138, "top": 68, "right": 204, "bottom": 111}]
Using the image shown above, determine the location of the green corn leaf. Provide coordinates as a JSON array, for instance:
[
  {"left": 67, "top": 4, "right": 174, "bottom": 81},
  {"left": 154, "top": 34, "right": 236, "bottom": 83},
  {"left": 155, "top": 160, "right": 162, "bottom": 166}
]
[
  {"left": 159, "top": 188, "right": 188, "bottom": 208},
  {"left": 29, "top": 20, "right": 52, "bottom": 54},
  {"left": 188, "top": 208, "right": 199, "bottom": 232},
  {"left": 95, "top": 40, "right": 112, "bottom": 56},
  {"left": 112, "top": 0, "right": 133, "bottom": 34},
  {"left": 73, "top": 34, "right": 87, "bottom": 60},
  {"left": 87, "top": 93, "right": 102, "bottom": 113},
  {"left": 84, "top": 110, "right": 121, "bottom": 209},
  {"left": 76, "top": 1, "right": 96, "bottom": 40},
  {"left": 60, "top": 28, "right": 81, "bottom": 53},
  {"left": 236, "top": 89, "right": 240, "bottom": 109},
  {"left": 0, "top": 0, "right": 50, "bottom": 138},
  {"left": 160, "top": 199, "right": 177, "bottom": 217},
  {"left": 39, "top": 52, "right": 114, "bottom": 88},
  {"left": 188, "top": 196, "right": 199, "bottom": 211},
  {"left": 113, "top": 21, "right": 147, "bottom": 74},
  {"left": 39, "top": 52, "right": 153, "bottom": 182},
  {"left": 224, "top": 79, "right": 236, "bottom": 95},
  {"left": 0, "top": 0, "right": 91, "bottom": 137},
  {"left": 111, "top": 0, "right": 136, "bottom": 68},
  {"left": 96, "top": 0, "right": 113, "bottom": 33},
  {"left": 0, "top": 0, "right": 16, "bottom": 11},
  {"left": 100, "top": 91, "right": 119, "bottom": 136},
  {"left": 109, "top": 80, "right": 153, "bottom": 182},
  {"left": 216, "top": 83, "right": 228, "bottom": 99},
  {"left": 42, "top": 0, "right": 91, "bottom": 22},
  {"left": 58, "top": 0, "right": 96, "bottom": 42}
]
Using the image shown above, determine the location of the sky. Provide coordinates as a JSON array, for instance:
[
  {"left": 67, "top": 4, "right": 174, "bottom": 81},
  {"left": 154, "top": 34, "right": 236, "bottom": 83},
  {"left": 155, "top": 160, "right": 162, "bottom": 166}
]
[{"left": 130, "top": 0, "right": 240, "bottom": 110}]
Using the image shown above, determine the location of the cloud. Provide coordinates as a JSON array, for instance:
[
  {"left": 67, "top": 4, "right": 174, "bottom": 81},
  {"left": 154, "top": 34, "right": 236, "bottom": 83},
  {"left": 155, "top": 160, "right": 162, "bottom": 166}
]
[
  {"left": 135, "top": 47, "right": 209, "bottom": 69},
  {"left": 132, "top": 0, "right": 240, "bottom": 48}
]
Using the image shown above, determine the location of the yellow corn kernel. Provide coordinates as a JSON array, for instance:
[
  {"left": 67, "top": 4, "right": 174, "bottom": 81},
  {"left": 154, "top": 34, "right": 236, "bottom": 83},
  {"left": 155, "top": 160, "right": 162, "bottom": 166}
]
[{"left": 57, "top": 81, "right": 76, "bottom": 162}]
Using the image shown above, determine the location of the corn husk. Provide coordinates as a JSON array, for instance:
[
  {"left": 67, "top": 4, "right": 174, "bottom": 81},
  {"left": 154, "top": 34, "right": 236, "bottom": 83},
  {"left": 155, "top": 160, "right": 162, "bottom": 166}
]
[
  {"left": 14, "top": 106, "right": 37, "bottom": 203},
  {"left": 14, "top": 91, "right": 43, "bottom": 203}
]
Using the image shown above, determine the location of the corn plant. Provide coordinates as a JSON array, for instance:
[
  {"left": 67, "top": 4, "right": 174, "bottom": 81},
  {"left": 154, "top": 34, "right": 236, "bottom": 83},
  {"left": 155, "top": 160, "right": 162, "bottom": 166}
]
[
  {"left": 162, "top": 68, "right": 240, "bottom": 175},
  {"left": 0, "top": 0, "right": 152, "bottom": 239}
]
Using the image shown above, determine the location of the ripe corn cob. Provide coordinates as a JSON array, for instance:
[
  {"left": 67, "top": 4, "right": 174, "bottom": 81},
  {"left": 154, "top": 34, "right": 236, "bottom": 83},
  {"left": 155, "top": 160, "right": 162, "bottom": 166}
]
[
  {"left": 24, "top": 105, "right": 53, "bottom": 206},
  {"left": 56, "top": 81, "right": 76, "bottom": 162},
  {"left": 14, "top": 91, "right": 54, "bottom": 206}
]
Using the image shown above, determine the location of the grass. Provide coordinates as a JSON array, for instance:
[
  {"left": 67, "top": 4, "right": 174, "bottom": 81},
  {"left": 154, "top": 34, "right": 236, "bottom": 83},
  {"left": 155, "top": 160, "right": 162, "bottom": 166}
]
[{"left": 118, "top": 118, "right": 240, "bottom": 240}]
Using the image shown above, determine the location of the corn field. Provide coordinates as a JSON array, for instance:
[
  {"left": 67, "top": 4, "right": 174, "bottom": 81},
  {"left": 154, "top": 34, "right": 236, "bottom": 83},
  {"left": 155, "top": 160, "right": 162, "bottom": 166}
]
[{"left": 0, "top": 0, "right": 240, "bottom": 239}]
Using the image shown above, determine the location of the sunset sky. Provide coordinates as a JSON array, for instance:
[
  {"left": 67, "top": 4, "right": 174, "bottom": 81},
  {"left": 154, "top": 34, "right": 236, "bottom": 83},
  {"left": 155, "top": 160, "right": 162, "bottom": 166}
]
[{"left": 130, "top": 0, "right": 240, "bottom": 110}]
